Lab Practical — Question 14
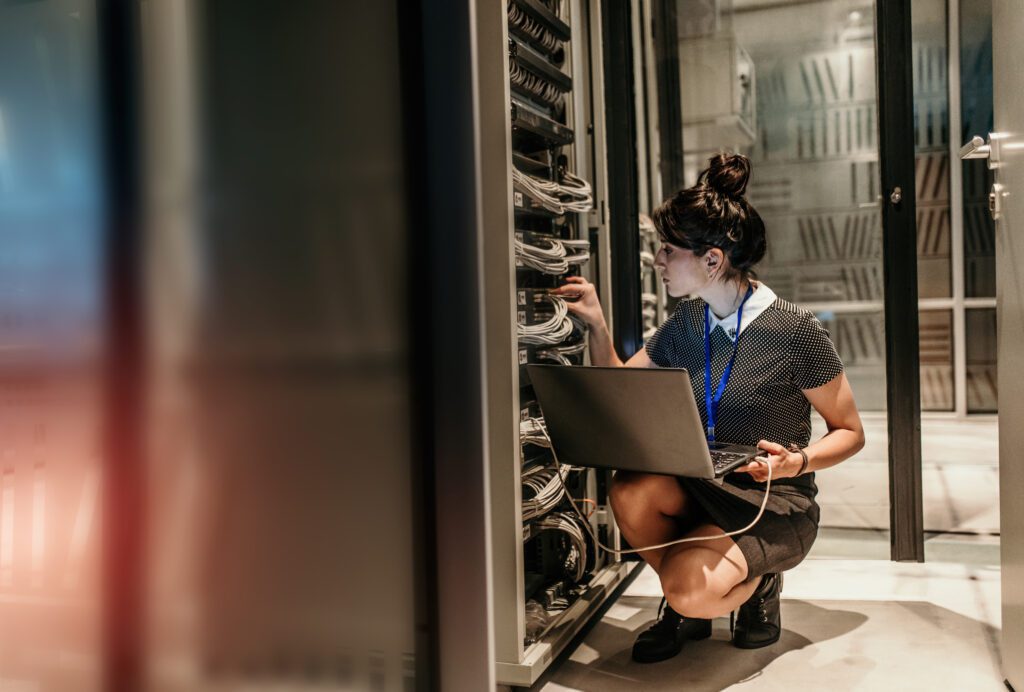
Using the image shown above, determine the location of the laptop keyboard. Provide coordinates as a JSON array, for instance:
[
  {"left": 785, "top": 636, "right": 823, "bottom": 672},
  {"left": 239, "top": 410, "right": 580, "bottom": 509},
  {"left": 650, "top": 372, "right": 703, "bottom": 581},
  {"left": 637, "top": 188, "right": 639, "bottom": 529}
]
[{"left": 711, "top": 451, "right": 748, "bottom": 473}]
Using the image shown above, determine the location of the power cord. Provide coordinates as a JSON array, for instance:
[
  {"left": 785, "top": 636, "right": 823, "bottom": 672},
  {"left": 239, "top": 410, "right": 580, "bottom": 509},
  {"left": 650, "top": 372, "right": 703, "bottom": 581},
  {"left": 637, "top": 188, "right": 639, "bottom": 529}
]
[{"left": 538, "top": 424, "right": 773, "bottom": 556}]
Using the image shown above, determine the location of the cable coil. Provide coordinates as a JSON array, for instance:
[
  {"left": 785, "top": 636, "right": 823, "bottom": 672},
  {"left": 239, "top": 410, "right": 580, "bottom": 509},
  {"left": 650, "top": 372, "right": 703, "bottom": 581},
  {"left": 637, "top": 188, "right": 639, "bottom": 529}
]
[
  {"left": 517, "top": 295, "right": 576, "bottom": 345},
  {"left": 513, "top": 169, "right": 593, "bottom": 215},
  {"left": 507, "top": 1, "right": 562, "bottom": 54},
  {"left": 515, "top": 236, "right": 590, "bottom": 274}
]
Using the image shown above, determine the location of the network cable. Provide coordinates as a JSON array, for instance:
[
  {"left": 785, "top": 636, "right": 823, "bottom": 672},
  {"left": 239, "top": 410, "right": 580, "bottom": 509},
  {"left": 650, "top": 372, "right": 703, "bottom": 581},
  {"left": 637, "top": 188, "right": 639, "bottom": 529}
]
[
  {"left": 509, "top": 59, "right": 563, "bottom": 108},
  {"left": 507, "top": 2, "right": 562, "bottom": 54},
  {"left": 512, "top": 169, "right": 593, "bottom": 215},
  {"left": 518, "top": 295, "right": 576, "bottom": 345},
  {"left": 537, "top": 339, "right": 585, "bottom": 365},
  {"left": 520, "top": 416, "right": 551, "bottom": 448},
  {"left": 522, "top": 464, "right": 572, "bottom": 522},
  {"left": 515, "top": 236, "right": 590, "bottom": 274},
  {"left": 534, "top": 511, "right": 587, "bottom": 582}
]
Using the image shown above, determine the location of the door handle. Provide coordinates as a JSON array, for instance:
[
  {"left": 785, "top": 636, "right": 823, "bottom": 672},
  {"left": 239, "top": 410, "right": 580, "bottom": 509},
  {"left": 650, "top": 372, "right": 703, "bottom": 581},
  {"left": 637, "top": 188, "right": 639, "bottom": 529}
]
[
  {"left": 960, "top": 133, "right": 1001, "bottom": 169},
  {"left": 960, "top": 135, "right": 990, "bottom": 159}
]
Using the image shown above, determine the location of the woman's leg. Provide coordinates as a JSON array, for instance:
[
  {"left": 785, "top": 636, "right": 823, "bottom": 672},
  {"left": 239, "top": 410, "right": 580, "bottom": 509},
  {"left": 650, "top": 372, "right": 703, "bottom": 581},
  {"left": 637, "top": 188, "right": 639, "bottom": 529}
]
[
  {"left": 608, "top": 472, "right": 699, "bottom": 572},
  {"left": 657, "top": 524, "right": 760, "bottom": 620}
]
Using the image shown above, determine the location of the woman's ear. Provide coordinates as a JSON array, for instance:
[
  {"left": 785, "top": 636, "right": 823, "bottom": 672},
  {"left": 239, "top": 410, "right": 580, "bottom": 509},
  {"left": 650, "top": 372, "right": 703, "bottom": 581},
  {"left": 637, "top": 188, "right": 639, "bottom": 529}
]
[{"left": 705, "top": 247, "right": 724, "bottom": 272}]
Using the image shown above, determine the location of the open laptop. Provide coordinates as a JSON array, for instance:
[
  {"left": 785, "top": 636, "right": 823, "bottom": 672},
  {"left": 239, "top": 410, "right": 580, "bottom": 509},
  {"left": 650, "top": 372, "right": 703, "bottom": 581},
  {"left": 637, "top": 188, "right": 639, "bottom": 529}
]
[{"left": 527, "top": 364, "right": 764, "bottom": 479}]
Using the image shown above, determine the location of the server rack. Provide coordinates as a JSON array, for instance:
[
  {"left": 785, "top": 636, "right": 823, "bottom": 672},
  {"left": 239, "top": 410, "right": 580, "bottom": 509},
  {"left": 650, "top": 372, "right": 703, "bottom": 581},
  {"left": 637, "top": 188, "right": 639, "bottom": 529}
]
[{"left": 476, "top": 0, "right": 639, "bottom": 687}]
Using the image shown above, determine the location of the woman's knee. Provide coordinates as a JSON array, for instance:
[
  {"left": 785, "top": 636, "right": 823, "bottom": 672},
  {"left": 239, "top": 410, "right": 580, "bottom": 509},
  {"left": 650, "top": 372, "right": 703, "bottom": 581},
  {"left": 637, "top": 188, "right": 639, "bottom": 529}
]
[
  {"left": 662, "top": 551, "right": 732, "bottom": 619},
  {"left": 609, "top": 472, "right": 687, "bottom": 520}
]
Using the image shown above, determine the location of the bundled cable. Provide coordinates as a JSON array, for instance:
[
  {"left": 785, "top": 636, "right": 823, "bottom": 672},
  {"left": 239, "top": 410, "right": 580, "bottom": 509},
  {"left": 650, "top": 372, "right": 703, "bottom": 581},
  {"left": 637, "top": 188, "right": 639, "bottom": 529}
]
[
  {"left": 537, "top": 339, "right": 585, "bottom": 365},
  {"left": 518, "top": 295, "right": 575, "bottom": 345},
  {"left": 534, "top": 511, "right": 587, "bottom": 582},
  {"left": 507, "top": 1, "right": 562, "bottom": 54},
  {"left": 520, "top": 417, "right": 551, "bottom": 448},
  {"left": 509, "top": 59, "right": 563, "bottom": 108},
  {"left": 513, "top": 169, "right": 593, "bottom": 215},
  {"left": 515, "top": 236, "right": 589, "bottom": 274},
  {"left": 522, "top": 465, "right": 571, "bottom": 521}
]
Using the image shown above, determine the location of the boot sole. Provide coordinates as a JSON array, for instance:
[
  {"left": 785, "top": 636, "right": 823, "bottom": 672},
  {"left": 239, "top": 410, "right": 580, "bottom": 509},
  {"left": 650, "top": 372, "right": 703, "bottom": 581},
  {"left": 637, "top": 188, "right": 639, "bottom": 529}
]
[
  {"left": 631, "top": 626, "right": 712, "bottom": 663},
  {"left": 732, "top": 631, "right": 781, "bottom": 649}
]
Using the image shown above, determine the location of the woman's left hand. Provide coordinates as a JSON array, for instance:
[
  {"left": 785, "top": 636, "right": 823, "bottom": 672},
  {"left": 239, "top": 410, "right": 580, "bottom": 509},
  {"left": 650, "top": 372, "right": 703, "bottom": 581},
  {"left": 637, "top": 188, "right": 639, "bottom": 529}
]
[{"left": 734, "top": 440, "right": 803, "bottom": 481}]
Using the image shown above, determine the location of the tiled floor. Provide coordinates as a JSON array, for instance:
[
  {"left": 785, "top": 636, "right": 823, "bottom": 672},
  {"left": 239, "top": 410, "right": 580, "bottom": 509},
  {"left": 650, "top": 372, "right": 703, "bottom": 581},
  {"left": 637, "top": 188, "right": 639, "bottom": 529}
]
[{"left": 532, "top": 533, "right": 1004, "bottom": 691}]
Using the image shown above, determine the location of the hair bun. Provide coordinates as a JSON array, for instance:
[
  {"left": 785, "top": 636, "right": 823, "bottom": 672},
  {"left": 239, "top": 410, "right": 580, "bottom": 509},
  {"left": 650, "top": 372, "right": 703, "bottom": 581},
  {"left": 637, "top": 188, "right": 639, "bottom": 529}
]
[{"left": 702, "top": 153, "right": 751, "bottom": 198}]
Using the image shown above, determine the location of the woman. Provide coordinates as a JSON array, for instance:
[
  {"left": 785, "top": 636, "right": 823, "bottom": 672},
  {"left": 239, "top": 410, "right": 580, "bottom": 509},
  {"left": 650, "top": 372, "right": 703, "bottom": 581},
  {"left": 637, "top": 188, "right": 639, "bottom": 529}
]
[{"left": 551, "top": 153, "right": 865, "bottom": 663}]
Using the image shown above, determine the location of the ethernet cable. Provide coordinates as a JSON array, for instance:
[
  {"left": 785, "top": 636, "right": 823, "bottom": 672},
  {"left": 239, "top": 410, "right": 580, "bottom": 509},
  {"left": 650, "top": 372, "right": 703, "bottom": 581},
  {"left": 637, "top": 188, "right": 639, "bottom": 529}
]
[
  {"left": 512, "top": 169, "right": 593, "bottom": 215},
  {"left": 534, "top": 511, "right": 587, "bottom": 582},
  {"left": 509, "top": 59, "right": 563, "bottom": 107},
  {"left": 520, "top": 417, "right": 552, "bottom": 448},
  {"left": 515, "top": 235, "right": 569, "bottom": 274},
  {"left": 537, "top": 340, "right": 585, "bottom": 365},
  {"left": 522, "top": 464, "right": 572, "bottom": 521},
  {"left": 507, "top": 2, "right": 562, "bottom": 54},
  {"left": 515, "top": 236, "right": 590, "bottom": 274},
  {"left": 518, "top": 295, "right": 575, "bottom": 346}
]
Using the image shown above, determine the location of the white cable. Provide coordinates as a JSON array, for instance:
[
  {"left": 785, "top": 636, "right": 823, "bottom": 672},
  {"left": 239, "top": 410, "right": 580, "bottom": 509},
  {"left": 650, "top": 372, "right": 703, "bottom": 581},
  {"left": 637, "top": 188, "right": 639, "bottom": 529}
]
[
  {"left": 513, "top": 169, "right": 593, "bottom": 214},
  {"left": 520, "top": 417, "right": 552, "bottom": 447},
  {"left": 509, "top": 59, "right": 563, "bottom": 106},
  {"left": 537, "top": 339, "right": 585, "bottom": 365},
  {"left": 522, "top": 464, "right": 572, "bottom": 521},
  {"left": 518, "top": 295, "right": 575, "bottom": 345},
  {"left": 539, "top": 425, "right": 773, "bottom": 556},
  {"left": 507, "top": 2, "right": 561, "bottom": 53},
  {"left": 515, "top": 236, "right": 590, "bottom": 274}
]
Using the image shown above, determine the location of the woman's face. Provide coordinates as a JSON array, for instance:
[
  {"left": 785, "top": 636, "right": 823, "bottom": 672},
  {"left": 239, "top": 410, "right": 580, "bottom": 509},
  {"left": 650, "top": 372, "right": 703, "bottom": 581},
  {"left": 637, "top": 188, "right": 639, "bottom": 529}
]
[{"left": 653, "top": 240, "right": 711, "bottom": 297}]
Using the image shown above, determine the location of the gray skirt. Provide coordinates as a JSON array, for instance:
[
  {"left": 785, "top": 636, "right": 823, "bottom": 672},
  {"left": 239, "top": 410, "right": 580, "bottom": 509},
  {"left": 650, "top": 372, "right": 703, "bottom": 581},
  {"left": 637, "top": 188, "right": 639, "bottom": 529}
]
[{"left": 677, "top": 476, "right": 820, "bottom": 581}]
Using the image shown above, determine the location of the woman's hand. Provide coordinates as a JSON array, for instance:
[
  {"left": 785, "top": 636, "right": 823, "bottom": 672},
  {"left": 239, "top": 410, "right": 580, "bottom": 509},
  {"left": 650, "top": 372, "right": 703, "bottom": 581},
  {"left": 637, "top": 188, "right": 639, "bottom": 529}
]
[
  {"left": 734, "top": 440, "right": 804, "bottom": 482},
  {"left": 549, "top": 276, "right": 605, "bottom": 328}
]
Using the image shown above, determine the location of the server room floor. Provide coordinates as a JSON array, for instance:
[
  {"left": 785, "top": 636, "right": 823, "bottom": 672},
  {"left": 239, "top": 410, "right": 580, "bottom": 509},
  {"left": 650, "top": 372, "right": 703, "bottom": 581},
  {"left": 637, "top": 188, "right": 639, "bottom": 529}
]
[
  {"left": 530, "top": 534, "right": 1002, "bottom": 691},
  {"left": 528, "top": 416, "right": 1004, "bottom": 691}
]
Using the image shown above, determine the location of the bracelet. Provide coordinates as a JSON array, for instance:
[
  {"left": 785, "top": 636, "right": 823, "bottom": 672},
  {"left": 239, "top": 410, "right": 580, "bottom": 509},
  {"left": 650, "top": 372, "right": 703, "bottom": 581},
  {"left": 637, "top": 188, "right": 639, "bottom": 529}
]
[{"left": 788, "top": 443, "right": 809, "bottom": 476}]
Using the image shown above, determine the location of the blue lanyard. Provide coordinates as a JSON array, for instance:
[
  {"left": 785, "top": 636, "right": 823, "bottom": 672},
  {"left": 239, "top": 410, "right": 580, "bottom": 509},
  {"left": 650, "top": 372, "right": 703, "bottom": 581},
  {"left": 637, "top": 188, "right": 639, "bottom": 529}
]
[{"left": 704, "top": 285, "right": 754, "bottom": 443}]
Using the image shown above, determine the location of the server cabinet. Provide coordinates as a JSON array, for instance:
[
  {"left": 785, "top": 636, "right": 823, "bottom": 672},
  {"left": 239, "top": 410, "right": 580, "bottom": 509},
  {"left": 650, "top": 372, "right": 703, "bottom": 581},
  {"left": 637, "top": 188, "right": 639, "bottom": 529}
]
[{"left": 476, "top": 1, "right": 639, "bottom": 687}]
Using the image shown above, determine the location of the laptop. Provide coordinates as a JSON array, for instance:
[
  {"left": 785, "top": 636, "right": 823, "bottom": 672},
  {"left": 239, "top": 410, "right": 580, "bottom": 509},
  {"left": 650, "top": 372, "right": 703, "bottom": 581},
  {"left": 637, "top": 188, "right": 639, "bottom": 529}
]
[{"left": 527, "top": 364, "right": 764, "bottom": 479}]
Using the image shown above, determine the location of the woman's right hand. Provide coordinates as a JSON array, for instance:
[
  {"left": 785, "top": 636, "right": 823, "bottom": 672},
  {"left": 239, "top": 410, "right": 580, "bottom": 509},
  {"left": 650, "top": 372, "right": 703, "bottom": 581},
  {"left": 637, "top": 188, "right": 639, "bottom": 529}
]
[{"left": 549, "top": 276, "right": 605, "bottom": 328}]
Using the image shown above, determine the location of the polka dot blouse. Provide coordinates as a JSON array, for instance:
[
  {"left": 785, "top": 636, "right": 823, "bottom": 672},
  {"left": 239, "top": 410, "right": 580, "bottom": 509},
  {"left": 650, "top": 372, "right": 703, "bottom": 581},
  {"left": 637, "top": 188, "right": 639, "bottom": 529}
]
[{"left": 644, "top": 292, "right": 845, "bottom": 493}]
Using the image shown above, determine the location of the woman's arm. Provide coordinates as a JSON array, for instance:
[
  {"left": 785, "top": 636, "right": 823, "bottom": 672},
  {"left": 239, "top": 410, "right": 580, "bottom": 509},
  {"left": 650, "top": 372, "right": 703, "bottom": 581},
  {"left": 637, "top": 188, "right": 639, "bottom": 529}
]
[
  {"left": 549, "top": 277, "right": 655, "bottom": 368},
  {"left": 738, "top": 372, "right": 865, "bottom": 481}
]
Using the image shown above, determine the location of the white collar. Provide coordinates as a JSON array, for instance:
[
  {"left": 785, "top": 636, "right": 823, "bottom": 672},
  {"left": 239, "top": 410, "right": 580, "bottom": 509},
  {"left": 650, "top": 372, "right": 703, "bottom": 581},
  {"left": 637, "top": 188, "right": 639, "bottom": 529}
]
[{"left": 706, "top": 282, "right": 777, "bottom": 338}]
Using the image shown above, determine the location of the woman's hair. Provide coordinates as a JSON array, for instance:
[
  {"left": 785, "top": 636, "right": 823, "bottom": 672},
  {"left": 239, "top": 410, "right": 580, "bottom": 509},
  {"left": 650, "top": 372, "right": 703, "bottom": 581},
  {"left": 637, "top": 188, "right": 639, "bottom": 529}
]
[{"left": 651, "top": 152, "right": 766, "bottom": 282}]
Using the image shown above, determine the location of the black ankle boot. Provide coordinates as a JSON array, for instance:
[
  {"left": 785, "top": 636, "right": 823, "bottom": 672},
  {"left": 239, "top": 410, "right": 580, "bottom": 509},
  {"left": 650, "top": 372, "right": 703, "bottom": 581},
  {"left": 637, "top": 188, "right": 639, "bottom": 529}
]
[
  {"left": 732, "top": 572, "right": 782, "bottom": 649},
  {"left": 632, "top": 598, "right": 712, "bottom": 663}
]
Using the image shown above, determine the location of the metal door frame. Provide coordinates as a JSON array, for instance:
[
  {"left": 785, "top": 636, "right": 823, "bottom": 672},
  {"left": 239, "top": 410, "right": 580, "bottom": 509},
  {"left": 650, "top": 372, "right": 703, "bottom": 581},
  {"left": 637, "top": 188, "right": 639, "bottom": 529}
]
[{"left": 876, "top": 0, "right": 926, "bottom": 562}]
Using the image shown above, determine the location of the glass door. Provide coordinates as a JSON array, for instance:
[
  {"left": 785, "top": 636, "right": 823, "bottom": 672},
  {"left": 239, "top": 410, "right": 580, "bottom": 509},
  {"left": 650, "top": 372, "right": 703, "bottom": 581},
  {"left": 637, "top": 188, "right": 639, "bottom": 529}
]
[{"left": 646, "top": 0, "right": 896, "bottom": 555}]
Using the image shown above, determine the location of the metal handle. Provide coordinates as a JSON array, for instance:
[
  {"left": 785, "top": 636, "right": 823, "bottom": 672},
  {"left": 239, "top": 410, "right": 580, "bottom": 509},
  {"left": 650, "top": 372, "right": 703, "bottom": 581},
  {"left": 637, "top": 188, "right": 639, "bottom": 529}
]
[{"left": 960, "top": 135, "right": 991, "bottom": 160}]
